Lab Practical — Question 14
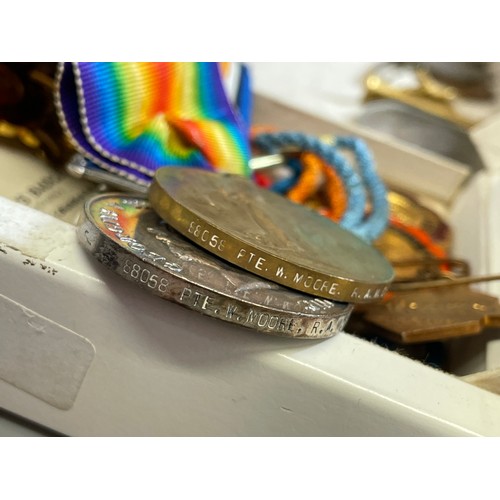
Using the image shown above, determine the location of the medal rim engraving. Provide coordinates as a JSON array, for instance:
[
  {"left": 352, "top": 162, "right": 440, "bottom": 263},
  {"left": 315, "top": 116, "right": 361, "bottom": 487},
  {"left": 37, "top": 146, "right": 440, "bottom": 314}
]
[{"left": 78, "top": 193, "right": 353, "bottom": 339}]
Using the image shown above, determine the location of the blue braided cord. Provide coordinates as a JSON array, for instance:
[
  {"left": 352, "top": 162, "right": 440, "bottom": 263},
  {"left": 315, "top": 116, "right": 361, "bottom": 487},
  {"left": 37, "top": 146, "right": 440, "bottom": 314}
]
[
  {"left": 254, "top": 132, "right": 366, "bottom": 229},
  {"left": 335, "top": 136, "right": 389, "bottom": 242}
]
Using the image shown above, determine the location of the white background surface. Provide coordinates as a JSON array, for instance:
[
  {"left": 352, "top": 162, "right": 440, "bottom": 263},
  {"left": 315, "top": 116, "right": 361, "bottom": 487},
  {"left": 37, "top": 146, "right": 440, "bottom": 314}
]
[
  {"left": 248, "top": 62, "right": 373, "bottom": 124},
  {"left": 1, "top": 181, "right": 500, "bottom": 436}
]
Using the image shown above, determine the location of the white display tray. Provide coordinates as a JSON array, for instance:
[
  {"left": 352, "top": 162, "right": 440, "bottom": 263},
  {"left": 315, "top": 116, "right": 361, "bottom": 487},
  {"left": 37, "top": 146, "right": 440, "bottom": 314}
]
[{"left": 1, "top": 194, "right": 500, "bottom": 436}]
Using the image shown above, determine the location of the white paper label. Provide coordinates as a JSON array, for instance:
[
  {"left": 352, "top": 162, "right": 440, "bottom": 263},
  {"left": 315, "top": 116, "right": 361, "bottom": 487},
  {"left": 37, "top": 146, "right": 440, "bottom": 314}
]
[{"left": 0, "top": 293, "right": 95, "bottom": 410}]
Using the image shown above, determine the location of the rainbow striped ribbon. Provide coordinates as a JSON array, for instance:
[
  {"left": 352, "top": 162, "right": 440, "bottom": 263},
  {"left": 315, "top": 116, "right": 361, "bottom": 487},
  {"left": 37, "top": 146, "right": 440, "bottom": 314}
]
[{"left": 55, "top": 62, "right": 252, "bottom": 185}]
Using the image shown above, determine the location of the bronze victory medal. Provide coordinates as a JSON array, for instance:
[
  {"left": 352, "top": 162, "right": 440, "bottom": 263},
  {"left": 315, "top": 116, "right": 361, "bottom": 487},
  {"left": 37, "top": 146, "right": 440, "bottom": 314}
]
[
  {"left": 77, "top": 193, "right": 353, "bottom": 338},
  {"left": 149, "top": 168, "right": 394, "bottom": 303}
]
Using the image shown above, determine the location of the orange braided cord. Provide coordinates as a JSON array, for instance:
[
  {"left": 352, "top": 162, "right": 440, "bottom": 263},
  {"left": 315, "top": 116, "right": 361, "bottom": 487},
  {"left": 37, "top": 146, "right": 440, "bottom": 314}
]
[
  {"left": 287, "top": 151, "right": 323, "bottom": 203},
  {"left": 287, "top": 151, "right": 348, "bottom": 223}
]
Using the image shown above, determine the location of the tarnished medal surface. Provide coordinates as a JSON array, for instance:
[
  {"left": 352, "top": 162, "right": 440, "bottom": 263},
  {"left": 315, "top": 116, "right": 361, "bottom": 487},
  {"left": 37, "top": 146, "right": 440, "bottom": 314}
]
[
  {"left": 386, "top": 190, "right": 451, "bottom": 248},
  {"left": 374, "top": 189, "right": 451, "bottom": 282},
  {"left": 149, "top": 168, "right": 394, "bottom": 303},
  {"left": 356, "top": 285, "right": 500, "bottom": 344},
  {"left": 78, "top": 193, "right": 353, "bottom": 338}
]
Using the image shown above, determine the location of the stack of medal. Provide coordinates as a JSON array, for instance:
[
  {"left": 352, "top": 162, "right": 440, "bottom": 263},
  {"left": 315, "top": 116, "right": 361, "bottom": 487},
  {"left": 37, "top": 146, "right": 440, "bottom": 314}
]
[{"left": 78, "top": 164, "right": 393, "bottom": 339}]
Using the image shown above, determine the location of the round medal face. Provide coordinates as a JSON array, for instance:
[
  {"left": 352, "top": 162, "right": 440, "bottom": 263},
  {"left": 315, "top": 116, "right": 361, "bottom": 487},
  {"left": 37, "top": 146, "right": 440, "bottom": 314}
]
[
  {"left": 149, "top": 168, "right": 394, "bottom": 303},
  {"left": 78, "top": 193, "right": 353, "bottom": 338}
]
